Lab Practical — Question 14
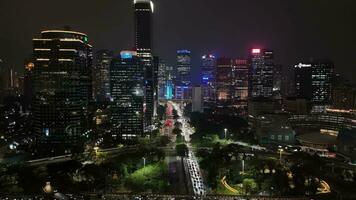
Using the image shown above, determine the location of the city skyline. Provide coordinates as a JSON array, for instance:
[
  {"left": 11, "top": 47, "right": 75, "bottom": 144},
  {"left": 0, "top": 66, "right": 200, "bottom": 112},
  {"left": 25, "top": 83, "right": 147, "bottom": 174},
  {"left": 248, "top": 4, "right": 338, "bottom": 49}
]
[
  {"left": 1, "top": 1, "right": 356, "bottom": 198},
  {"left": 1, "top": 0, "right": 356, "bottom": 84}
]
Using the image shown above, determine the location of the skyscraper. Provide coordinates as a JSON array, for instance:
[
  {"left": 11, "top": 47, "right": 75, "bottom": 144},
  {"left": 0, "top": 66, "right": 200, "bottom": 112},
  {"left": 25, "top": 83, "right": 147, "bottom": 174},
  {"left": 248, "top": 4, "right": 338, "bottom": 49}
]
[
  {"left": 110, "top": 51, "right": 144, "bottom": 139},
  {"left": 201, "top": 54, "right": 216, "bottom": 103},
  {"left": 311, "top": 60, "right": 334, "bottom": 112},
  {"left": 94, "top": 50, "right": 113, "bottom": 102},
  {"left": 134, "top": 0, "right": 155, "bottom": 126},
  {"left": 249, "top": 49, "right": 274, "bottom": 99},
  {"left": 158, "top": 59, "right": 174, "bottom": 99},
  {"left": 216, "top": 58, "right": 233, "bottom": 101},
  {"left": 294, "top": 60, "right": 334, "bottom": 113},
  {"left": 176, "top": 50, "right": 192, "bottom": 86},
  {"left": 295, "top": 63, "right": 313, "bottom": 99},
  {"left": 32, "top": 30, "right": 93, "bottom": 155},
  {"left": 233, "top": 59, "right": 249, "bottom": 101}
]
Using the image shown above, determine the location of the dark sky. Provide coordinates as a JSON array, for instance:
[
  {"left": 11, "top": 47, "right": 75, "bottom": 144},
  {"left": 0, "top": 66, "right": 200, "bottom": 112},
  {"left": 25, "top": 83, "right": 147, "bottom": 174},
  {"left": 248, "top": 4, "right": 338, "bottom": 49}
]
[{"left": 1, "top": 0, "right": 355, "bottom": 84}]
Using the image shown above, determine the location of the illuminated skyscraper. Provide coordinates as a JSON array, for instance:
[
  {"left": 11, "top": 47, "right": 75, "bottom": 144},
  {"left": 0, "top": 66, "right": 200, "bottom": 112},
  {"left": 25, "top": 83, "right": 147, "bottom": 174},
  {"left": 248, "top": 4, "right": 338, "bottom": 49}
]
[
  {"left": 311, "top": 61, "right": 334, "bottom": 112},
  {"left": 32, "top": 30, "right": 93, "bottom": 155},
  {"left": 94, "top": 50, "right": 113, "bottom": 102},
  {"left": 216, "top": 58, "right": 233, "bottom": 101},
  {"left": 110, "top": 51, "right": 144, "bottom": 139},
  {"left": 249, "top": 49, "right": 274, "bottom": 99},
  {"left": 158, "top": 59, "right": 174, "bottom": 99},
  {"left": 134, "top": 0, "right": 155, "bottom": 126},
  {"left": 294, "top": 60, "right": 334, "bottom": 113},
  {"left": 176, "top": 50, "right": 192, "bottom": 86},
  {"left": 201, "top": 54, "right": 216, "bottom": 102},
  {"left": 233, "top": 59, "right": 249, "bottom": 101}
]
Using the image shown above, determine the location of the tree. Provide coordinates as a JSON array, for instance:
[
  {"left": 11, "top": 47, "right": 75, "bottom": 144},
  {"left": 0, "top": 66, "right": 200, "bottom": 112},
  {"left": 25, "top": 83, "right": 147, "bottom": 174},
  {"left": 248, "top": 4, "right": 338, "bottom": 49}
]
[
  {"left": 154, "top": 135, "right": 171, "bottom": 147},
  {"left": 172, "top": 127, "right": 182, "bottom": 135},
  {"left": 176, "top": 144, "right": 188, "bottom": 157},
  {"left": 157, "top": 105, "right": 166, "bottom": 120},
  {"left": 242, "top": 178, "right": 257, "bottom": 195},
  {"left": 174, "top": 121, "right": 182, "bottom": 129},
  {"left": 172, "top": 109, "right": 179, "bottom": 120}
]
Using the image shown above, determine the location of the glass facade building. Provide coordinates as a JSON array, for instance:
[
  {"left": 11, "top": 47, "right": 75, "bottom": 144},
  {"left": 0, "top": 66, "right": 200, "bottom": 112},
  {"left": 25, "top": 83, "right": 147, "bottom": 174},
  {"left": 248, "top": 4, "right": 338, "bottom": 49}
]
[
  {"left": 249, "top": 49, "right": 274, "bottom": 99},
  {"left": 32, "top": 30, "right": 93, "bottom": 155},
  {"left": 94, "top": 50, "right": 113, "bottom": 102},
  {"left": 134, "top": 0, "right": 155, "bottom": 126},
  {"left": 201, "top": 54, "right": 216, "bottom": 103},
  {"left": 110, "top": 51, "right": 144, "bottom": 139}
]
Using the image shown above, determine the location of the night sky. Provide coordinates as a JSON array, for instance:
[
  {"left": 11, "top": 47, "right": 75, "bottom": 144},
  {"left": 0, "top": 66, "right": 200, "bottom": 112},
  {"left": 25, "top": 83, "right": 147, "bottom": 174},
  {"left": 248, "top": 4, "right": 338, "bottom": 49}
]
[{"left": 1, "top": 0, "right": 355, "bottom": 84}]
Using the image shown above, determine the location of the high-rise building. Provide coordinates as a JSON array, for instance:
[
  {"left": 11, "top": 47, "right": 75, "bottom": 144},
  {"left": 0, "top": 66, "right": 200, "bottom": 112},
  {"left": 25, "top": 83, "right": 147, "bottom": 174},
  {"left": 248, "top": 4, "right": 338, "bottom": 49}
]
[
  {"left": 201, "top": 54, "right": 216, "bottom": 103},
  {"left": 216, "top": 58, "right": 233, "bottom": 101},
  {"left": 294, "top": 60, "right": 334, "bottom": 113},
  {"left": 134, "top": 0, "right": 155, "bottom": 126},
  {"left": 94, "top": 50, "right": 113, "bottom": 102},
  {"left": 311, "top": 60, "right": 334, "bottom": 112},
  {"left": 233, "top": 59, "right": 249, "bottom": 101},
  {"left": 249, "top": 49, "right": 274, "bottom": 99},
  {"left": 176, "top": 50, "right": 192, "bottom": 86},
  {"left": 158, "top": 59, "right": 174, "bottom": 99},
  {"left": 32, "top": 30, "right": 93, "bottom": 155},
  {"left": 294, "top": 63, "right": 313, "bottom": 99},
  {"left": 110, "top": 51, "right": 144, "bottom": 139}
]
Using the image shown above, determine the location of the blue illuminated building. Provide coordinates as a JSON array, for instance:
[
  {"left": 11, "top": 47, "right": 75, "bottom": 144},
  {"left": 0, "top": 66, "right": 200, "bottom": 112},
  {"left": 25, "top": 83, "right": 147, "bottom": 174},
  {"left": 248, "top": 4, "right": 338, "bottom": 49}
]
[
  {"left": 176, "top": 50, "right": 191, "bottom": 86},
  {"left": 201, "top": 54, "right": 216, "bottom": 102}
]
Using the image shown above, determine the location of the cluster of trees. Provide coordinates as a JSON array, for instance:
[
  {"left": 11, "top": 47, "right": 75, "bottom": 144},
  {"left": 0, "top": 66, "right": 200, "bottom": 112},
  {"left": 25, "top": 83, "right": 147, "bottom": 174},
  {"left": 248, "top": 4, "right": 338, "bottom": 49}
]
[
  {"left": 125, "top": 161, "right": 168, "bottom": 193},
  {"left": 197, "top": 143, "right": 292, "bottom": 196},
  {"left": 189, "top": 112, "right": 251, "bottom": 144}
]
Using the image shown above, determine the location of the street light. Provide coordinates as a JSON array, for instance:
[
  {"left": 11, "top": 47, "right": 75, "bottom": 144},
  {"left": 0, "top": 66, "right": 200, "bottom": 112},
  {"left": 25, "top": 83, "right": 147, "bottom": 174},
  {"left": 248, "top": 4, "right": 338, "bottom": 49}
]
[
  {"left": 224, "top": 128, "right": 228, "bottom": 139},
  {"left": 94, "top": 146, "right": 99, "bottom": 155},
  {"left": 279, "top": 149, "right": 284, "bottom": 163}
]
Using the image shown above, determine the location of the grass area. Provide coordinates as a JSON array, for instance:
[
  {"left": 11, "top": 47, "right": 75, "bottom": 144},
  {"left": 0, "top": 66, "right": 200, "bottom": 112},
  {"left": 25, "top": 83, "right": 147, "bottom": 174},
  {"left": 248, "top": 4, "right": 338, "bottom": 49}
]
[
  {"left": 192, "top": 134, "right": 232, "bottom": 148},
  {"left": 125, "top": 161, "right": 168, "bottom": 193}
]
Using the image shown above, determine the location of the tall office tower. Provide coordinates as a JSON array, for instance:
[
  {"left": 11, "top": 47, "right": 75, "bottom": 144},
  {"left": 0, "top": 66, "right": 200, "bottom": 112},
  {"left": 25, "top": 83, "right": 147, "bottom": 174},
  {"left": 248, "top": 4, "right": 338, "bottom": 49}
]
[
  {"left": 294, "top": 63, "right": 313, "bottom": 99},
  {"left": 249, "top": 49, "right": 274, "bottom": 99},
  {"left": 110, "top": 51, "right": 144, "bottom": 140},
  {"left": 158, "top": 59, "right": 168, "bottom": 99},
  {"left": 32, "top": 30, "right": 93, "bottom": 155},
  {"left": 311, "top": 60, "right": 334, "bottom": 112},
  {"left": 294, "top": 61, "right": 334, "bottom": 113},
  {"left": 201, "top": 54, "right": 216, "bottom": 102},
  {"left": 216, "top": 58, "right": 233, "bottom": 101},
  {"left": 165, "top": 80, "right": 174, "bottom": 100},
  {"left": 134, "top": 0, "right": 155, "bottom": 127},
  {"left": 176, "top": 50, "right": 192, "bottom": 86},
  {"left": 94, "top": 50, "right": 113, "bottom": 102},
  {"left": 233, "top": 59, "right": 249, "bottom": 101}
]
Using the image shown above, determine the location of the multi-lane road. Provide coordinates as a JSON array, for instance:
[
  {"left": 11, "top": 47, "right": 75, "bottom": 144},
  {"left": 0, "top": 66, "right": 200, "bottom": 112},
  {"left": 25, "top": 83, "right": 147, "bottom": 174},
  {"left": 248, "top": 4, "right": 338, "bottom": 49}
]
[{"left": 171, "top": 101, "right": 207, "bottom": 196}]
